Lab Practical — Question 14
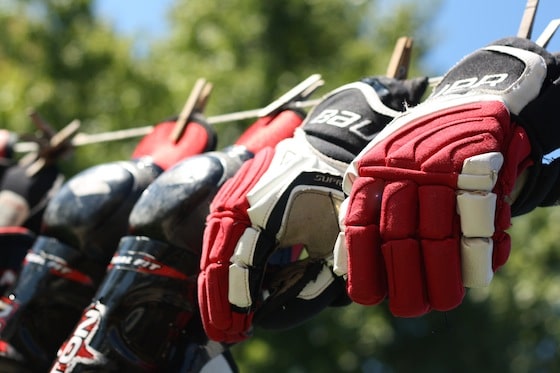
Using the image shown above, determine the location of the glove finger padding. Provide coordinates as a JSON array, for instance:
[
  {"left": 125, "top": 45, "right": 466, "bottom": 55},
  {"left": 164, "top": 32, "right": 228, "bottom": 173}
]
[
  {"left": 199, "top": 110, "right": 302, "bottom": 340},
  {"left": 338, "top": 39, "right": 554, "bottom": 317},
  {"left": 199, "top": 148, "right": 276, "bottom": 342}
]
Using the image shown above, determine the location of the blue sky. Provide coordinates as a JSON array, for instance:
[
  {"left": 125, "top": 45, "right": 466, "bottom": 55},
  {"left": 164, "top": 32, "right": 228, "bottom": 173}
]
[{"left": 93, "top": 0, "right": 560, "bottom": 75}]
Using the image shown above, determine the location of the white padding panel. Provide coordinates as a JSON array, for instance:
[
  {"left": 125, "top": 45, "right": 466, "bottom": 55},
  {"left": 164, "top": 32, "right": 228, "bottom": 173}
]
[
  {"left": 461, "top": 237, "right": 494, "bottom": 288},
  {"left": 457, "top": 191, "right": 496, "bottom": 237}
]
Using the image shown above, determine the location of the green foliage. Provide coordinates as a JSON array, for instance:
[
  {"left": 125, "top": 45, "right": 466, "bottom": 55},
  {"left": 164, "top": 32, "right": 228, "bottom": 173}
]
[{"left": 0, "top": 0, "right": 175, "bottom": 174}]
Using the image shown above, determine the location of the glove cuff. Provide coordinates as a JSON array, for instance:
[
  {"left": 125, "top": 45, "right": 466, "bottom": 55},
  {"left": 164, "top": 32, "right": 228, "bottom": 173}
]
[{"left": 303, "top": 81, "right": 400, "bottom": 163}]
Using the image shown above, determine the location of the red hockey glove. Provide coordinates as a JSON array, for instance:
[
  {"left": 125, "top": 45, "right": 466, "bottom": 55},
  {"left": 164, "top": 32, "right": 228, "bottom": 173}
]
[
  {"left": 334, "top": 37, "right": 560, "bottom": 317},
  {"left": 199, "top": 77, "right": 428, "bottom": 343}
]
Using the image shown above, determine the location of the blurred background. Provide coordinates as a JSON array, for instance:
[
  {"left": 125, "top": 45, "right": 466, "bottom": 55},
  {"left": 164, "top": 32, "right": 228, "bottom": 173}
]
[{"left": 1, "top": 0, "right": 560, "bottom": 371}]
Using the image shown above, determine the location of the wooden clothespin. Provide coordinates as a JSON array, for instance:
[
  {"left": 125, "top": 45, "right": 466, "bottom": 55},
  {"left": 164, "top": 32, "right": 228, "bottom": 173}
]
[
  {"left": 25, "top": 119, "right": 81, "bottom": 176},
  {"left": 257, "top": 74, "right": 324, "bottom": 118},
  {"left": 169, "top": 78, "right": 213, "bottom": 143},
  {"left": 386, "top": 36, "right": 413, "bottom": 79},
  {"left": 535, "top": 18, "right": 560, "bottom": 47},
  {"left": 18, "top": 110, "right": 80, "bottom": 176},
  {"left": 517, "top": 0, "right": 540, "bottom": 39}
]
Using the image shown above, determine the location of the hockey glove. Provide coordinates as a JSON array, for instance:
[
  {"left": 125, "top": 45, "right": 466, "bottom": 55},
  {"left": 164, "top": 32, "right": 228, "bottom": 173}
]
[
  {"left": 199, "top": 76, "right": 428, "bottom": 343},
  {"left": 334, "top": 37, "right": 560, "bottom": 317}
]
